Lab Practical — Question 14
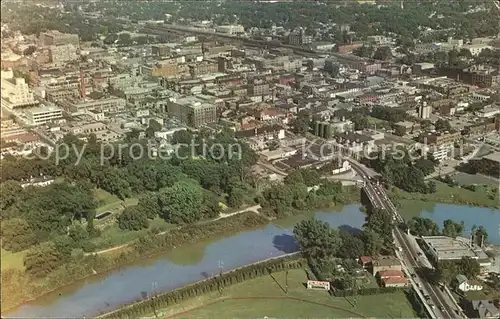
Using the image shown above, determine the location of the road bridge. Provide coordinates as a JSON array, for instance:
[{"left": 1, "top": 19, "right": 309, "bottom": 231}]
[{"left": 346, "top": 158, "right": 464, "bottom": 319}]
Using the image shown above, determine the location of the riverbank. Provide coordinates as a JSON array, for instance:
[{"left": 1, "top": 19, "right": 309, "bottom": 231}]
[
  {"left": 4, "top": 182, "right": 497, "bottom": 315},
  {"left": 1, "top": 212, "right": 270, "bottom": 313},
  {"left": 100, "top": 263, "right": 416, "bottom": 319},
  {"left": 391, "top": 180, "right": 499, "bottom": 210}
]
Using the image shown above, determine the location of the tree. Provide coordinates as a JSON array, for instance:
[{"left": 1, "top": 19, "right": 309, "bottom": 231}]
[
  {"left": 260, "top": 183, "right": 293, "bottom": 215},
  {"left": 146, "top": 119, "right": 163, "bottom": 138},
  {"left": 472, "top": 225, "right": 488, "bottom": 247},
  {"left": 158, "top": 180, "right": 204, "bottom": 224},
  {"left": 293, "top": 218, "right": 342, "bottom": 260},
  {"left": 290, "top": 110, "right": 311, "bottom": 135},
  {"left": 364, "top": 208, "right": 393, "bottom": 241},
  {"left": 24, "top": 242, "right": 65, "bottom": 278},
  {"left": 0, "top": 180, "right": 22, "bottom": 213},
  {"left": 227, "top": 187, "right": 246, "bottom": 208},
  {"left": 337, "top": 230, "right": 365, "bottom": 259},
  {"left": 414, "top": 158, "right": 436, "bottom": 176},
  {"left": 428, "top": 181, "right": 437, "bottom": 194},
  {"left": 458, "top": 257, "right": 480, "bottom": 278},
  {"left": 284, "top": 169, "right": 305, "bottom": 186},
  {"left": 301, "top": 169, "right": 321, "bottom": 187},
  {"left": 22, "top": 45, "right": 36, "bottom": 56},
  {"left": 117, "top": 205, "right": 149, "bottom": 231},
  {"left": 408, "top": 217, "right": 440, "bottom": 236},
  {"left": 373, "top": 46, "right": 392, "bottom": 60},
  {"left": 137, "top": 193, "right": 161, "bottom": 219},
  {"left": 434, "top": 119, "right": 452, "bottom": 132},
  {"left": 1, "top": 218, "right": 37, "bottom": 252},
  {"left": 442, "top": 219, "right": 464, "bottom": 238},
  {"left": 361, "top": 229, "right": 384, "bottom": 256}
]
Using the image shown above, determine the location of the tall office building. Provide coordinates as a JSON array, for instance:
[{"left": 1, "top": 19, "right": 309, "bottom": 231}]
[
  {"left": 1, "top": 69, "right": 37, "bottom": 109},
  {"left": 418, "top": 103, "right": 432, "bottom": 119},
  {"left": 167, "top": 96, "right": 217, "bottom": 128}
]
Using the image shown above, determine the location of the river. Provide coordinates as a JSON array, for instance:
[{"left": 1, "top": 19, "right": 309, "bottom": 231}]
[{"left": 6, "top": 203, "right": 500, "bottom": 318}]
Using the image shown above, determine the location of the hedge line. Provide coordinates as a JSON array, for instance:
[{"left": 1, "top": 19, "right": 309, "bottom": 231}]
[
  {"left": 98, "top": 254, "right": 306, "bottom": 319},
  {"left": 331, "top": 286, "right": 404, "bottom": 297}
]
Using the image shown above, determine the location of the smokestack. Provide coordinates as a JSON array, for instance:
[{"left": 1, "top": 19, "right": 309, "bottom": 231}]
[{"left": 80, "top": 68, "right": 86, "bottom": 100}]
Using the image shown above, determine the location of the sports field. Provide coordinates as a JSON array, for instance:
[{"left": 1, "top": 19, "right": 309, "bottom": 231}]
[{"left": 156, "top": 269, "right": 417, "bottom": 319}]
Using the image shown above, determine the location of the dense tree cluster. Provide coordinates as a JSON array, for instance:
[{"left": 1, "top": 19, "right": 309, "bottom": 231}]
[
  {"left": 259, "top": 168, "right": 348, "bottom": 216},
  {"left": 365, "top": 151, "right": 436, "bottom": 193},
  {"left": 0, "top": 131, "right": 258, "bottom": 278},
  {"left": 294, "top": 207, "right": 394, "bottom": 259},
  {"left": 437, "top": 257, "right": 481, "bottom": 283},
  {"left": 4, "top": 0, "right": 498, "bottom": 48}
]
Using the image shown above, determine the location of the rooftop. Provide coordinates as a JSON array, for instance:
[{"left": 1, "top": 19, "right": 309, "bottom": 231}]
[
  {"left": 422, "top": 235, "right": 489, "bottom": 261},
  {"left": 483, "top": 151, "right": 500, "bottom": 163}
]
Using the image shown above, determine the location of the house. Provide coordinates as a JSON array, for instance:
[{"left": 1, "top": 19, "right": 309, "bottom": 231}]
[
  {"left": 456, "top": 274, "right": 483, "bottom": 292},
  {"left": 377, "top": 269, "right": 409, "bottom": 288},
  {"left": 371, "top": 255, "right": 402, "bottom": 275},
  {"left": 381, "top": 277, "right": 409, "bottom": 288},
  {"left": 359, "top": 256, "right": 373, "bottom": 269},
  {"left": 377, "top": 270, "right": 405, "bottom": 279},
  {"left": 20, "top": 176, "right": 55, "bottom": 188},
  {"left": 462, "top": 299, "right": 500, "bottom": 319}
]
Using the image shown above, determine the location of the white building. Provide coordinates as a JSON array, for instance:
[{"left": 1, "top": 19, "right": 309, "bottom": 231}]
[
  {"left": 456, "top": 274, "right": 483, "bottom": 293},
  {"left": 463, "top": 44, "right": 492, "bottom": 56},
  {"left": 25, "top": 105, "right": 63, "bottom": 125},
  {"left": 478, "top": 103, "right": 500, "bottom": 118},
  {"left": 216, "top": 25, "right": 245, "bottom": 35},
  {"left": 418, "top": 103, "right": 432, "bottom": 119},
  {"left": 1, "top": 69, "right": 37, "bottom": 109}
]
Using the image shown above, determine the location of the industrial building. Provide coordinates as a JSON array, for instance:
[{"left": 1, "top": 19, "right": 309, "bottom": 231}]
[{"left": 421, "top": 236, "right": 491, "bottom": 267}]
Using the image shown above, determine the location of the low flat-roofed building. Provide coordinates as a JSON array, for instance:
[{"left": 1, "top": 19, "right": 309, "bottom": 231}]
[
  {"left": 25, "top": 105, "right": 63, "bottom": 126},
  {"left": 422, "top": 236, "right": 491, "bottom": 266},
  {"left": 482, "top": 151, "right": 500, "bottom": 164}
]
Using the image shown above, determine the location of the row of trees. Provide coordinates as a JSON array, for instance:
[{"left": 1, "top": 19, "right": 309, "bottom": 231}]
[
  {"left": 407, "top": 216, "right": 489, "bottom": 245},
  {"left": 99, "top": 254, "right": 305, "bottom": 319}
]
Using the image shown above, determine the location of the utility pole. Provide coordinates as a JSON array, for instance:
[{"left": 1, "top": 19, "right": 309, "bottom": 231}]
[
  {"left": 218, "top": 260, "right": 224, "bottom": 296},
  {"left": 285, "top": 270, "right": 289, "bottom": 294},
  {"left": 151, "top": 281, "right": 158, "bottom": 319}
]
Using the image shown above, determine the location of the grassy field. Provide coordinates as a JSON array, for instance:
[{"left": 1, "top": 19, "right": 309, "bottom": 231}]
[
  {"left": 1, "top": 248, "right": 26, "bottom": 271},
  {"left": 154, "top": 269, "right": 417, "bottom": 319},
  {"left": 392, "top": 180, "right": 499, "bottom": 209},
  {"left": 90, "top": 216, "right": 175, "bottom": 251},
  {"left": 94, "top": 189, "right": 138, "bottom": 214}
]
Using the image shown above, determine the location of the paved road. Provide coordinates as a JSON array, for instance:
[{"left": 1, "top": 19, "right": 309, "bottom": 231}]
[
  {"left": 349, "top": 160, "right": 464, "bottom": 319},
  {"left": 85, "top": 205, "right": 262, "bottom": 256}
]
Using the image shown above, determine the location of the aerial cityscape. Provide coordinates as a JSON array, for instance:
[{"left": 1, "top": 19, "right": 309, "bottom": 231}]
[{"left": 1, "top": 0, "right": 500, "bottom": 318}]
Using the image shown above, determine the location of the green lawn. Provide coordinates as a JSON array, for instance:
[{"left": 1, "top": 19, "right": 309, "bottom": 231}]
[
  {"left": 1, "top": 248, "right": 26, "bottom": 271},
  {"left": 392, "top": 180, "right": 499, "bottom": 210},
  {"left": 466, "top": 288, "right": 500, "bottom": 301},
  {"left": 94, "top": 188, "right": 138, "bottom": 214},
  {"left": 90, "top": 216, "right": 175, "bottom": 251},
  {"left": 155, "top": 269, "right": 417, "bottom": 319}
]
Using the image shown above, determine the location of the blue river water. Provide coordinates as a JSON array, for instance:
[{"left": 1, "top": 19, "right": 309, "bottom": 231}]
[{"left": 6, "top": 203, "right": 500, "bottom": 318}]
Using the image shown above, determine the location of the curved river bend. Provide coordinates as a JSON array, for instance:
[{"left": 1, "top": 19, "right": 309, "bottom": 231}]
[{"left": 6, "top": 203, "right": 500, "bottom": 318}]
